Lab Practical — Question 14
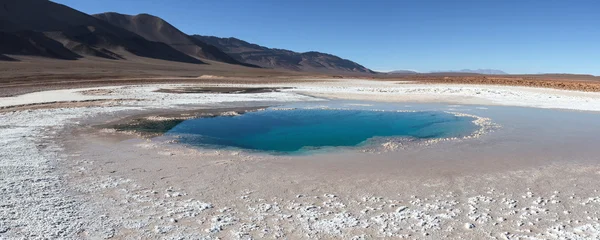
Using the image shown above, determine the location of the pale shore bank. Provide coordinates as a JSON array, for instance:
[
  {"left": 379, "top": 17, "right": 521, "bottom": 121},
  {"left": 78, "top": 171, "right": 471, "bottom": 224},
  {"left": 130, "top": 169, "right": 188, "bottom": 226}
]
[{"left": 2, "top": 79, "right": 600, "bottom": 239}]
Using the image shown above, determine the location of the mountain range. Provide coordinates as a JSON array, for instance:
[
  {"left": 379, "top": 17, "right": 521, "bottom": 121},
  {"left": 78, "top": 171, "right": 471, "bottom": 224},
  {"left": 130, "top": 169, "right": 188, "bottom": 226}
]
[
  {"left": 386, "top": 70, "right": 419, "bottom": 75},
  {"left": 432, "top": 69, "right": 508, "bottom": 75},
  {"left": 92, "top": 12, "right": 255, "bottom": 67},
  {"left": 387, "top": 69, "right": 507, "bottom": 75},
  {"left": 193, "top": 35, "right": 373, "bottom": 73},
  {"left": 0, "top": 0, "right": 514, "bottom": 76},
  {"left": 0, "top": 0, "right": 373, "bottom": 74}
]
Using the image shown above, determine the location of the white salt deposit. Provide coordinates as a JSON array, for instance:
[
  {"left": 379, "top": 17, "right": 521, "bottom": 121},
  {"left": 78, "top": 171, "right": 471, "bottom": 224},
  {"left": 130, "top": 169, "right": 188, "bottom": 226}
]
[{"left": 2, "top": 79, "right": 600, "bottom": 238}]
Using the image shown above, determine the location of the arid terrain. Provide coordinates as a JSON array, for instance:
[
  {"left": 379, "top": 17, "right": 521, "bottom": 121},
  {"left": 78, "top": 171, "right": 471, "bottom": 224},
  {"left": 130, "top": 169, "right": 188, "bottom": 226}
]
[
  {"left": 2, "top": 1, "right": 600, "bottom": 239},
  {"left": 397, "top": 74, "right": 600, "bottom": 92},
  {"left": 2, "top": 79, "right": 600, "bottom": 239},
  {"left": 3, "top": 56, "right": 600, "bottom": 98}
]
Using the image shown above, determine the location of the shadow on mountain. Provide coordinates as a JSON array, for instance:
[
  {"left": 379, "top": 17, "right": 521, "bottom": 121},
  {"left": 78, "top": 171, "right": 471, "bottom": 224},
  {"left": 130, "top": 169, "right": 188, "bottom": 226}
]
[
  {"left": 0, "top": 54, "right": 18, "bottom": 61},
  {"left": 0, "top": 0, "right": 204, "bottom": 64},
  {"left": 94, "top": 12, "right": 255, "bottom": 67},
  {"left": 0, "top": 31, "right": 82, "bottom": 60},
  {"left": 193, "top": 35, "right": 374, "bottom": 73}
]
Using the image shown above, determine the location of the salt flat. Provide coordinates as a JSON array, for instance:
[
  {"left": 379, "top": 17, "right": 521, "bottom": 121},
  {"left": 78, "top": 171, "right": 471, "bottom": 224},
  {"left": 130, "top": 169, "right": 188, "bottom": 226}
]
[
  {"left": 4, "top": 79, "right": 600, "bottom": 111},
  {"left": 1, "top": 79, "right": 600, "bottom": 239}
]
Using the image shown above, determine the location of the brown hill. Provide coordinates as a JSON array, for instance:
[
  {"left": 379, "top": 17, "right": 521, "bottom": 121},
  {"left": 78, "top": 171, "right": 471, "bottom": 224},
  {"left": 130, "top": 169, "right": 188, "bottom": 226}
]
[
  {"left": 93, "top": 12, "right": 256, "bottom": 67},
  {"left": 193, "top": 35, "right": 374, "bottom": 74},
  {"left": 0, "top": 0, "right": 203, "bottom": 64}
]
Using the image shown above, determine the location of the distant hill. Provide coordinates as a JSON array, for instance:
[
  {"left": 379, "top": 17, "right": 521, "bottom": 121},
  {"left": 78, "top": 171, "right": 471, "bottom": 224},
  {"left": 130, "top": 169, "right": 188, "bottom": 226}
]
[
  {"left": 93, "top": 12, "right": 255, "bottom": 67},
  {"left": 385, "top": 69, "right": 507, "bottom": 75},
  {"left": 458, "top": 69, "right": 507, "bottom": 75},
  {"left": 432, "top": 69, "right": 507, "bottom": 75},
  {"left": 193, "top": 35, "right": 374, "bottom": 74},
  {"left": 386, "top": 70, "right": 419, "bottom": 75},
  {"left": 0, "top": 0, "right": 202, "bottom": 64}
]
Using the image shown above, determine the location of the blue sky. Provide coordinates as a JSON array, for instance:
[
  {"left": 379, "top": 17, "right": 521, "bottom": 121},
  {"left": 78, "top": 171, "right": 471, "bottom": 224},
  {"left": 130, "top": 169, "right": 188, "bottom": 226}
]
[{"left": 55, "top": 0, "right": 600, "bottom": 74}]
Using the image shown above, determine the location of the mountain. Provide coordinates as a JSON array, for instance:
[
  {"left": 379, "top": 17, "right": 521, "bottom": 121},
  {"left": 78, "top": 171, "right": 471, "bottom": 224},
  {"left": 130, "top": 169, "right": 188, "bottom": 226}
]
[
  {"left": 93, "top": 12, "right": 255, "bottom": 67},
  {"left": 432, "top": 69, "right": 507, "bottom": 75},
  {"left": 387, "top": 70, "right": 419, "bottom": 74},
  {"left": 458, "top": 69, "right": 507, "bottom": 75},
  {"left": 1, "top": 0, "right": 372, "bottom": 74},
  {"left": 0, "top": 0, "right": 202, "bottom": 64},
  {"left": 193, "top": 35, "right": 374, "bottom": 74}
]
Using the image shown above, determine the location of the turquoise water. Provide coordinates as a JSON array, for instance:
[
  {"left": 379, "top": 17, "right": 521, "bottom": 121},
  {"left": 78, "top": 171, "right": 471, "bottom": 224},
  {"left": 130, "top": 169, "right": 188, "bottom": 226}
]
[{"left": 165, "top": 108, "right": 477, "bottom": 153}]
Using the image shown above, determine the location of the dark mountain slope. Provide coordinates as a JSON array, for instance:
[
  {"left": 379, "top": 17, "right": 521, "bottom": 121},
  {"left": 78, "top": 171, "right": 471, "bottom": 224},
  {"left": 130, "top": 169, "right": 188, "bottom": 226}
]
[
  {"left": 93, "top": 12, "right": 256, "bottom": 67},
  {"left": 193, "top": 35, "right": 373, "bottom": 73},
  {"left": 0, "top": 0, "right": 202, "bottom": 64},
  {"left": 0, "top": 31, "right": 82, "bottom": 60},
  {"left": 0, "top": 54, "right": 18, "bottom": 61}
]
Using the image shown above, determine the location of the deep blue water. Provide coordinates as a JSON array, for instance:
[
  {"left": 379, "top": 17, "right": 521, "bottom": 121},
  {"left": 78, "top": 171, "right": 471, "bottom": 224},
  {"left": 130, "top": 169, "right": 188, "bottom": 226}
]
[{"left": 165, "top": 108, "right": 477, "bottom": 153}]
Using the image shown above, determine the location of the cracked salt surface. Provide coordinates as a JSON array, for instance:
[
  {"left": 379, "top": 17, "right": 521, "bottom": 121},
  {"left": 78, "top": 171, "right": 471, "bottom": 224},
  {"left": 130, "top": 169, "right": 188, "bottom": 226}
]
[
  {"left": 2, "top": 80, "right": 600, "bottom": 239},
  {"left": 0, "top": 85, "right": 315, "bottom": 238},
  {"left": 69, "top": 178, "right": 600, "bottom": 239}
]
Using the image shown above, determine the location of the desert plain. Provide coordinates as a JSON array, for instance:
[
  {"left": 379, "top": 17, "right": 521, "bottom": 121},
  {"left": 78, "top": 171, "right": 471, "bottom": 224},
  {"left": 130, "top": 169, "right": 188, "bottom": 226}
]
[{"left": 2, "top": 61, "right": 600, "bottom": 239}]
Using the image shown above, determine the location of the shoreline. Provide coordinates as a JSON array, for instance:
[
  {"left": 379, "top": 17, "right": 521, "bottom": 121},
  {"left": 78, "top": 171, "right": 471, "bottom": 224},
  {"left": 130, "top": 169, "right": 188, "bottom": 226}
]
[
  {"left": 59, "top": 103, "right": 600, "bottom": 239},
  {"left": 2, "top": 79, "right": 600, "bottom": 238}
]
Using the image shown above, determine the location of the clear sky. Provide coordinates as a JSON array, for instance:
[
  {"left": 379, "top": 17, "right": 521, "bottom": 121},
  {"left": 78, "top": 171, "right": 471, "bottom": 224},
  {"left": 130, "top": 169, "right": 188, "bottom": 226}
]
[{"left": 54, "top": 0, "right": 600, "bottom": 75}]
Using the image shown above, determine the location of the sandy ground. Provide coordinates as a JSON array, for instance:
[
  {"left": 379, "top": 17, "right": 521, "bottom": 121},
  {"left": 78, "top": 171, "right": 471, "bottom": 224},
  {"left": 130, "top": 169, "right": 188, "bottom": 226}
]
[
  {"left": 394, "top": 75, "right": 600, "bottom": 92},
  {"left": 2, "top": 79, "right": 600, "bottom": 239}
]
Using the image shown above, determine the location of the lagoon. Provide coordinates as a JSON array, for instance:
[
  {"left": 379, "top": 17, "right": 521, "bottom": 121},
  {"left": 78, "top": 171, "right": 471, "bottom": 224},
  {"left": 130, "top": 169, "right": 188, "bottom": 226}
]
[{"left": 165, "top": 108, "right": 477, "bottom": 153}]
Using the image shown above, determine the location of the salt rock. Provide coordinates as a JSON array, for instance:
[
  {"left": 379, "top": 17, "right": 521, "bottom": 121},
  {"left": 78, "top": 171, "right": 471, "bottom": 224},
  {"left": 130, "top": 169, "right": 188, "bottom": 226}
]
[
  {"left": 396, "top": 206, "right": 408, "bottom": 213},
  {"left": 464, "top": 223, "right": 476, "bottom": 229}
]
